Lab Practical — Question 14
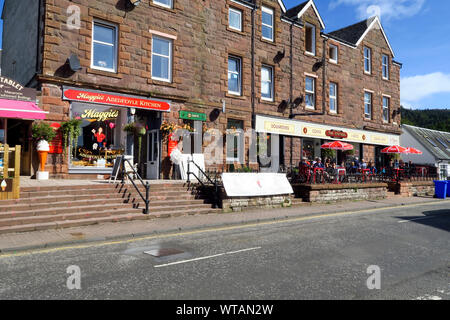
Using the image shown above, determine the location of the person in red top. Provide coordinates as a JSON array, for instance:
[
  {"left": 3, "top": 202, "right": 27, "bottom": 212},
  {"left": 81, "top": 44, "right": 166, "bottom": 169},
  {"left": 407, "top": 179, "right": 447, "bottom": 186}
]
[{"left": 92, "top": 127, "right": 106, "bottom": 148}]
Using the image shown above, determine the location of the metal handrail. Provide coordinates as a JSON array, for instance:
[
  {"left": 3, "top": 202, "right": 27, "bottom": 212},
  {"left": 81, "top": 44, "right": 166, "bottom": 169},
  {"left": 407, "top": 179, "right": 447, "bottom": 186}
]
[
  {"left": 121, "top": 157, "right": 150, "bottom": 214},
  {"left": 187, "top": 159, "right": 220, "bottom": 209}
]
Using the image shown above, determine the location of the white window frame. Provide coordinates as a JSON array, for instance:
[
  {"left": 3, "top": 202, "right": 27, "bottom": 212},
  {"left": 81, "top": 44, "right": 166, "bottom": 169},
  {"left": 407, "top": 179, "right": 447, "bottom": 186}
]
[
  {"left": 153, "top": 0, "right": 173, "bottom": 9},
  {"left": 229, "top": 7, "right": 243, "bottom": 32},
  {"left": 228, "top": 56, "right": 242, "bottom": 96},
  {"left": 305, "top": 76, "right": 315, "bottom": 109},
  {"left": 329, "top": 82, "right": 338, "bottom": 114},
  {"left": 261, "top": 65, "right": 274, "bottom": 101},
  {"left": 382, "top": 54, "right": 389, "bottom": 80},
  {"left": 91, "top": 20, "right": 118, "bottom": 73},
  {"left": 364, "top": 46, "right": 372, "bottom": 74},
  {"left": 364, "top": 91, "right": 372, "bottom": 119},
  {"left": 329, "top": 44, "right": 338, "bottom": 64},
  {"left": 151, "top": 36, "right": 173, "bottom": 83},
  {"left": 305, "top": 23, "right": 316, "bottom": 56},
  {"left": 261, "top": 6, "right": 274, "bottom": 42},
  {"left": 382, "top": 95, "right": 390, "bottom": 123}
]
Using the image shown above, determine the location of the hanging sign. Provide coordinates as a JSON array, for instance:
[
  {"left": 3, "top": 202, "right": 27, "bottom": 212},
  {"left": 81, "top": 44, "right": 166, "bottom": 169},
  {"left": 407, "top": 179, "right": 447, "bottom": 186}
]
[
  {"left": 63, "top": 88, "right": 171, "bottom": 112},
  {"left": 0, "top": 77, "right": 36, "bottom": 102},
  {"left": 179, "top": 111, "right": 207, "bottom": 121},
  {"left": 49, "top": 123, "right": 63, "bottom": 154},
  {"left": 326, "top": 130, "right": 348, "bottom": 139}
]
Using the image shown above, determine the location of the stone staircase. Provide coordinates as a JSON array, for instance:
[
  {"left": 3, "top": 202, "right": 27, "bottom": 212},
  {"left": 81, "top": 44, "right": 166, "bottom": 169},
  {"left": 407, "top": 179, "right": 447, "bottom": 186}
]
[{"left": 0, "top": 182, "right": 220, "bottom": 234}]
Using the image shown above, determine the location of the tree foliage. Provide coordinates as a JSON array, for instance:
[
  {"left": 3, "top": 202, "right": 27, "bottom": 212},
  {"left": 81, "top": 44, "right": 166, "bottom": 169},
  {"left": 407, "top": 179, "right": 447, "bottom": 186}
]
[{"left": 401, "top": 107, "right": 450, "bottom": 132}]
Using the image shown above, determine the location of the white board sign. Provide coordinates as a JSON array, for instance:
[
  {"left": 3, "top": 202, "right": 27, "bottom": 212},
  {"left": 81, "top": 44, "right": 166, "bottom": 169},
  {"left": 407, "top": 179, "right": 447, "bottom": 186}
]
[
  {"left": 222, "top": 173, "right": 293, "bottom": 197},
  {"left": 180, "top": 154, "right": 205, "bottom": 181}
]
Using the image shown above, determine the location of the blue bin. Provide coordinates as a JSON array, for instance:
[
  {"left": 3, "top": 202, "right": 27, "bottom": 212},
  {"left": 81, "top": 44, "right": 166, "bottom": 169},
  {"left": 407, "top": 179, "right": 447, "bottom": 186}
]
[
  {"left": 434, "top": 181, "right": 448, "bottom": 199},
  {"left": 447, "top": 181, "right": 450, "bottom": 197}
]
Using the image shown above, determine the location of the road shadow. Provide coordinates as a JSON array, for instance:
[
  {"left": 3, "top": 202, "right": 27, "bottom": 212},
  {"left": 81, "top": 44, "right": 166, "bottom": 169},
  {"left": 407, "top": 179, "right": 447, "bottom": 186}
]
[{"left": 396, "top": 208, "right": 450, "bottom": 232}]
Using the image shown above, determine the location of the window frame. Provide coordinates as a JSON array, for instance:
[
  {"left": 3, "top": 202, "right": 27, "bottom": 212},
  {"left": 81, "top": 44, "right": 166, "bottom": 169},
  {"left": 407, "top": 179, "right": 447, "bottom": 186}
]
[
  {"left": 329, "top": 82, "right": 338, "bottom": 114},
  {"left": 261, "top": 65, "right": 274, "bottom": 101},
  {"left": 364, "top": 46, "right": 372, "bottom": 74},
  {"left": 261, "top": 6, "right": 274, "bottom": 42},
  {"left": 228, "top": 7, "right": 243, "bottom": 32},
  {"left": 305, "top": 76, "right": 316, "bottom": 109},
  {"left": 382, "top": 54, "right": 390, "bottom": 80},
  {"left": 364, "top": 91, "right": 372, "bottom": 119},
  {"left": 91, "top": 20, "right": 118, "bottom": 73},
  {"left": 228, "top": 56, "right": 242, "bottom": 96},
  {"left": 329, "top": 44, "right": 338, "bottom": 64},
  {"left": 153, "top": 0, "right": 173, "bottom": 9},
  {"left": 382, "top": 95, "right": 390, "bottom": 123},
  {"left": 151, "top": 36, "right": 173, "bottom": 83},
  {"left": 305, "top": 23, "right": 316, "bottom": 56}
]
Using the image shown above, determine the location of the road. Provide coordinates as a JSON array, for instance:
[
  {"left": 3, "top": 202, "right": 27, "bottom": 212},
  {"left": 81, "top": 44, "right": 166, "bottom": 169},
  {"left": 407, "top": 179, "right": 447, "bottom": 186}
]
[{"left": 0, "top": 201, "right": 449, "bottom": 300}]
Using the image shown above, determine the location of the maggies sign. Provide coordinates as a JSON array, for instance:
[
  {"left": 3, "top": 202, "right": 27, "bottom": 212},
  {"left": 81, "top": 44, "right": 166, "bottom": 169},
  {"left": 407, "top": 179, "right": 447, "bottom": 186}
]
[{"left": 325, "top": 130, "right": 348, "bottom": 139}]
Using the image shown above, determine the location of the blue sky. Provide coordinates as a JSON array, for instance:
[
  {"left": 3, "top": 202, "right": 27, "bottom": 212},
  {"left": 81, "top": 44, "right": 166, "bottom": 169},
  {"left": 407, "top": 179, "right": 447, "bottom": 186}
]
[{"left": 0, "top": 0, "right": 448, "bottom": 109}]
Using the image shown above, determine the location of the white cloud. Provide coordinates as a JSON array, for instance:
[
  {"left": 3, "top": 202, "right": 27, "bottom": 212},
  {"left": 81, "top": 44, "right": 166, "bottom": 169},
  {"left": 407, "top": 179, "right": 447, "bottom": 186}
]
[
  {"left": 401, "top": 72, "right": 450, "bottom": 106},
  {"left": 329, "top": 0, "right": 426, "bottom": 21}
]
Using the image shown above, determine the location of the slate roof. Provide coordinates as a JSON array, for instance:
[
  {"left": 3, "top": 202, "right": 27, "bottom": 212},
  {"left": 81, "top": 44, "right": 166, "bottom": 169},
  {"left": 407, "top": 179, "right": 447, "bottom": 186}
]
[
  {"left": 284, "top": 1, "right": 309, "bottom": 19},
  {"left": 402, "top": 125, "right": 450, "bottom": 161},
  {"left": 327, "top": 16, "right": 377, "bottom": 45}
]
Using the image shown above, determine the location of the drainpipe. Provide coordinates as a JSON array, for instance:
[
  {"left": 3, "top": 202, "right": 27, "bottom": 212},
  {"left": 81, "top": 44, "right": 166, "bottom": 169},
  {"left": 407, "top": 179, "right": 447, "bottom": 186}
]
[
  {"left": 322, "top": 37, "right": 328, "bottom": 115},
  {"left": 251, "top": 4, "right": 257, "bottom": 130}
]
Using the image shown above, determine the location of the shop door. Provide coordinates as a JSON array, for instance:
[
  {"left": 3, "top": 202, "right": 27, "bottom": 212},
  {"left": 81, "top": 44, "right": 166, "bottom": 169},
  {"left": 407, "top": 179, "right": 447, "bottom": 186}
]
[{"left": 146, "top": 129, "right": 160, "bottom": 180}]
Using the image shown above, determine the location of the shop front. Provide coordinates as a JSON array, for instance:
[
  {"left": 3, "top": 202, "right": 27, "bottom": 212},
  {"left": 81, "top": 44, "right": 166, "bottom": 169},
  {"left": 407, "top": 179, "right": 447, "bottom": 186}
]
[
  {"left": 62, "top": 87, "right": 171, "bottom": 178},
  {"left": 0, "top": 77, "right": 47, "bottom": 176},
  {"left": 255, "top": 115, "right": 400, "bottom": 170}
]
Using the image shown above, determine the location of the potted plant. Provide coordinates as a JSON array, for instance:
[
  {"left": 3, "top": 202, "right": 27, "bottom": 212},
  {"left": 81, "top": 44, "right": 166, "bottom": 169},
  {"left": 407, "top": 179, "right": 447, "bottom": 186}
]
[{"left": 32, "top": 122, "right": 57, "bottom": 172}]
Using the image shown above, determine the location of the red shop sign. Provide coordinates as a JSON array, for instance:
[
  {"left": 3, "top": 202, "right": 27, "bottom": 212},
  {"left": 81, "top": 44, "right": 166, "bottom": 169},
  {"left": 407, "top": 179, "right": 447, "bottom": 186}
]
[
  {"left": 325, "top": 130, "right": 348, "bottom": 139},
  {"left": 49, "top": 122, "right": 63, "bottom": 154},
  {"left": 63, "top": 89, "right": 170, "bottom": 112}
]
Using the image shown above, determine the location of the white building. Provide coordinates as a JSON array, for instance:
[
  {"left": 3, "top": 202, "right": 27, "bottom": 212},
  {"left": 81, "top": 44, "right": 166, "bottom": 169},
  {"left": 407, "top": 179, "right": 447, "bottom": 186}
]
[{"left": 400, "top": 124, "right": 450, "bottom": 180}]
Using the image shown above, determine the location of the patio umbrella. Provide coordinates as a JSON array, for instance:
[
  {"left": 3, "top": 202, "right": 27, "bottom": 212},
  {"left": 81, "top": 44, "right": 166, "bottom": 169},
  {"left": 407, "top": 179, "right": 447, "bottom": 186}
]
[
  {"left": 321, "top": 141, "right": 354, "bottom": 151},
  {"left": 405, "top": 147, "right": 423, "bottom": 155},
  {"left": 381, "top": 145, "right": 408, "bottom": 154}
]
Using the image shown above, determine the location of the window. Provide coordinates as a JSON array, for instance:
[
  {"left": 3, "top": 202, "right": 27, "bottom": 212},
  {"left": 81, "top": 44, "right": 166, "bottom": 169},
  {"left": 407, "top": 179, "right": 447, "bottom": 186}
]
[
  {"left": 151, "top": 36, "right": 172, "bottom": 82},
  {"left": 329, "top": 82, "right": 337, "bottom": 113},
  {"left": 364, "top": 92, "right": 372, "bottom": 119},
  {"left": 261, "top": 65, "right": 273, "bottom": 101},
  {"left": 305, "top": 23, "right": 316, "bottom": 55},
  {"left": 382, "top": 96, "right": 390, "bottom": 122},
  {"left": 228, "top": 56, "right": 242, "bottom": 95},
  {"left": 229, "top": 8, "right": 242, "bottom": 32},
  {"left": 261, "top": 7, "right": 274, "bottom": 41},
  {"left": 305, "top": 77, "right": 315, "bottom": 109},
  {"left": 382, "top": 54, "right": 389, "bottom": 80},
  {"left": 153, "top": 0, "right": 172, "bottom": 8},
  {"left": 226, "top": 119, "right": 244, "bottom": 163},
  {"left": 329, "top": 44, "right": 338, "bottom": 63},
  {"left": 91, "top": 21, "right": 118, "bottom": 72},
  {"left": 364, "top": 47, "right": 371, "bottom": 74},
  {"left": 436, "top": 137, "right": 449, "bottom": 149},
  {"left": 426, "top": 137, "right": 438, "bottom": 147}
]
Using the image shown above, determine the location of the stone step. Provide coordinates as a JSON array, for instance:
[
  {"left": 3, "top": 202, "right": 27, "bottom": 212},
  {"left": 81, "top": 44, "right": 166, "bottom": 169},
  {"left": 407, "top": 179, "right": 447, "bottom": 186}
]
[
  {"left": 0, "top": 197, "right": 128, "bottom": 213},
  {"left": 0, "top": 207, "right": 222, "bottom": 234}
]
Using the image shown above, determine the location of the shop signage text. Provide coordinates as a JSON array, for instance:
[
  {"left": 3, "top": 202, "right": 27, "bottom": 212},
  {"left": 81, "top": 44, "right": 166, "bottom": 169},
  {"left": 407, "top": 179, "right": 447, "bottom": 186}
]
[
  {"left": 179, "top": 111, "right": 207, "bottom": 122},
  {"left": 325, "top": 130, "right": 348, "bottom": 139},
  {"left": 63, "top": 89, "right": 171, "bottom": 112},
  {"left": 0, "top": 77, "right": 36, "bottom": 102},
  {"left": 81, "top": 109, "right": 119, "bottom": 122}
]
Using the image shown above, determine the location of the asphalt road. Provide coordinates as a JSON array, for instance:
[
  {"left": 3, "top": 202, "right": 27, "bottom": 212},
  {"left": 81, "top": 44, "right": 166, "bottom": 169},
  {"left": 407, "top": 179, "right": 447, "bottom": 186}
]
[{"left": 0, "top": 201, "right": 449, "bottom": 300}]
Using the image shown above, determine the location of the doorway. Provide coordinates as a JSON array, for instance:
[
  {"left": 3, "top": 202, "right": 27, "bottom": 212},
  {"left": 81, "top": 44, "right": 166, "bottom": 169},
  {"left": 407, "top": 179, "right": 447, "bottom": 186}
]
[
  {"left": 6, "top": 119, "right": 32, "bottom": 176},
  {"left": 146, "top": 129, "right": 160, "bottom": 180}
]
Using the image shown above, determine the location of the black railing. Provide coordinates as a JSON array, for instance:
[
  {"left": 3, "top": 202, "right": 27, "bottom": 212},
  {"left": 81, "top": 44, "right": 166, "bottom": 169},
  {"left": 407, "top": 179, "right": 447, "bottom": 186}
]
[
  {"left": 187, "top": 159, "right": 221, "bottom": 209},
  {"left": 120, "top": 157, "right": 150, "bottom": 214}
]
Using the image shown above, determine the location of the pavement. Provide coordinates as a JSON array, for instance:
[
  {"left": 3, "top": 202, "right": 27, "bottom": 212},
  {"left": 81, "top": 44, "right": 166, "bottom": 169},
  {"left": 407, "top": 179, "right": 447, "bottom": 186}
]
[
  {"left": 1, "top": 195, "right": 448, "bottom": 254},
  {"left": 0, "top": 200, "right": 448, "bottom": 299}
]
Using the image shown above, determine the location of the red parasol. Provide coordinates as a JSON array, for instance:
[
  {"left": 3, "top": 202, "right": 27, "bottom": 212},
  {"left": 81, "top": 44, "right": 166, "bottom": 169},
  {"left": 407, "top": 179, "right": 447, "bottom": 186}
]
[
  {"left": 321, "top": 141, "right": 354, "bottom": 151},
  {"left": 381, "top": 145, "right": 408, "bottom": 154},
  {"left": 405, "top": 147, "right": 423, "bottom": 155}
]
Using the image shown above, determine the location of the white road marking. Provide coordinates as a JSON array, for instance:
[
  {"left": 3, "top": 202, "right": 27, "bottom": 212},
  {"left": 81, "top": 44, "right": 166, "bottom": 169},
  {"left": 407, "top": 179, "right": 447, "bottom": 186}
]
[
  {"left": 153, "top": 247, "right": 261, "bottom": 268},
  {"left": 398, "top": 216, "right": 441, "bottom": 223}
]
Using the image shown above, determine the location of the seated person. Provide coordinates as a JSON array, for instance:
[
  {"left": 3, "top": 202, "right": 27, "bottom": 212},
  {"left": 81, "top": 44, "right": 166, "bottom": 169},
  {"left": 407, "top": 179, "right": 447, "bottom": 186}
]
[
  {"left": 348, "top": 161, "right": 358, "bottom": 174},
  {"left": 360, "top": 159, "right": 368, "bottom": 169},
  {"left": 313, "top": 158, "right": 325, "bottom": 169},
  {"left": 299, "top": 158, "right": 310, "bottom": 167},
  {"left": 367, "top": 161, "right": 377, "bottom": 174}
]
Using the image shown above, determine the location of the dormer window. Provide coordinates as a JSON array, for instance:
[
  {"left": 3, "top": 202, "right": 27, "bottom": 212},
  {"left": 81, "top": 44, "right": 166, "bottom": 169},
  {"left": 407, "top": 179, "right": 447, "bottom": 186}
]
[
  {"left": 262, "top": 7, "right": 274, "bottom": 42},
  {"left": 305, "top": 23, "right": 316, "bottom": 55}
]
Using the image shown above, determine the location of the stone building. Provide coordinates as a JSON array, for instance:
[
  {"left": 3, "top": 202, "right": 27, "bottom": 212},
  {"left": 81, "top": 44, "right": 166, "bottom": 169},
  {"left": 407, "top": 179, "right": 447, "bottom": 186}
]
[{"left": 1, "top": 0, "right": 402, "bottom": 179}]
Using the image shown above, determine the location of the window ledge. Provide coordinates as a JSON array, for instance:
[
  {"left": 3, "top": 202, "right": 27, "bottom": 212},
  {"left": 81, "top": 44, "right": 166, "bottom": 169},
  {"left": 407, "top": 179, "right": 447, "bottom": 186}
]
[
  {"left": 149, "top": 2, "right": 177, "bottom": 14},
  {"left": 87, "top": 68, "right": 123, "bottom": 79},
  {"left": 259, "top": 98, "right": 276, "bottom": 105},
  {"left": 226, "top": 93, "right": 246, "bottom": 100},
  {"left": 148, "top": 78, "right": 176, "bottom": 87},
  {"left": 261, "top": 38, "right": 276, "bottom": 46},
  {"left": 227, "top": 27, "right": 245, "bottom": 35}
]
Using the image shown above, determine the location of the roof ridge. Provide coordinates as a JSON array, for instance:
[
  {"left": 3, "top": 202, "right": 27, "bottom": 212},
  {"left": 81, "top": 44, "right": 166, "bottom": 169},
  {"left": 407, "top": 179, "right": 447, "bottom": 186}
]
[{"left": 329, "top": 16, "right": 377, "bottom": 34}]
